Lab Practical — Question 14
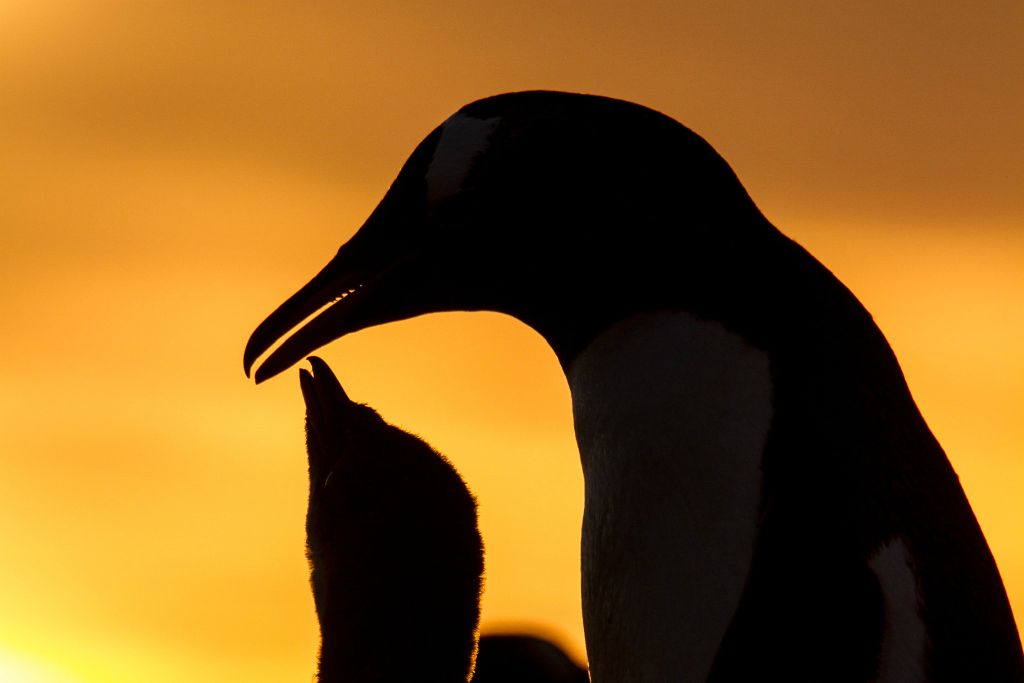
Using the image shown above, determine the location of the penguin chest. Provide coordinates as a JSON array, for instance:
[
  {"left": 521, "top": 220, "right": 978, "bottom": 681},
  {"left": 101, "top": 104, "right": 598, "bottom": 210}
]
[{"left": 567, "top": 311, "right": 773, "bottom": 682}]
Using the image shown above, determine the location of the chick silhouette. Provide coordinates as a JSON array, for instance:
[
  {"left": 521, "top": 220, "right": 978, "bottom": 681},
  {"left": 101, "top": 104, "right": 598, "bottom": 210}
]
[
  {"left": 301, "top": 356, "right": 483, "bottom": 681},
  {"left": 300, "top": 356, "right": 586, "bottom": 682}
]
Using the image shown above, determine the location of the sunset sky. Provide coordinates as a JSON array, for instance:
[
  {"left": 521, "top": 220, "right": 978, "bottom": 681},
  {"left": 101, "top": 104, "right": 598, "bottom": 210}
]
[{"left": 1, "top": 2, "right": 1021, "bottom": 681}]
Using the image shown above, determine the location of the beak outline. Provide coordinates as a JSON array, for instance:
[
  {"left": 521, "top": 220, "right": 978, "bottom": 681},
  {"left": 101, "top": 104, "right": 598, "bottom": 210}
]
[
  {"left": 244, "top": 219, "right": 446, "bottom": 384},
  {"left": 244, "top": 234, "right": 380, "bottom": 382}
]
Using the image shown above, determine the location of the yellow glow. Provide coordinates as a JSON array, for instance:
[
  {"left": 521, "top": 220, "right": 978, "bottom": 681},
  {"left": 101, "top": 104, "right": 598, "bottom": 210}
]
[{"left": 0, "top": 650, "right": 80, "bottom": 683}]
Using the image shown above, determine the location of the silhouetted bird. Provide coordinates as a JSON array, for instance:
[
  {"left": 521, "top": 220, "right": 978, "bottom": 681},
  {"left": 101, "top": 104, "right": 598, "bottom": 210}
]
[
  {"left": 251, "top": 92, "right": 1023, "bottom": 681},
  {"left": 301, "top": 356, "right": 483, "bottom": 682},
  {"left": 300, "top": 356, "right": 587, "bottom": 683}
]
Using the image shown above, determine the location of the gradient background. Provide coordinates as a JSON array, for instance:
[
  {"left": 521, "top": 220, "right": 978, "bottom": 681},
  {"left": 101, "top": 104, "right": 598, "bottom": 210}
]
[{"left": 1, "top": 2, "right": 1021, "bottom": 681}]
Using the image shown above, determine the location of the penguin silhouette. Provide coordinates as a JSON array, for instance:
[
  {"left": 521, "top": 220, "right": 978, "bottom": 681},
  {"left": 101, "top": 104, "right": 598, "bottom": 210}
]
[
  {"left": 300, "top": 356, "right": 586, "bottom": 682},
  {"left": 249, "top": 92, "right": 1024, "bottom": 681}
]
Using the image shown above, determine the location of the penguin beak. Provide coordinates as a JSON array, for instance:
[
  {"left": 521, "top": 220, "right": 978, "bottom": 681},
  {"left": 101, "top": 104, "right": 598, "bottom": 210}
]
[
  {"left": 244, "top": 213, "right": 438, "bottom": 384},
  {"left": 298, "top": 355, "right": 351, "bottom": 416},
  {"left": 299, "top": 356, "right": 352, "bottom": 473}
]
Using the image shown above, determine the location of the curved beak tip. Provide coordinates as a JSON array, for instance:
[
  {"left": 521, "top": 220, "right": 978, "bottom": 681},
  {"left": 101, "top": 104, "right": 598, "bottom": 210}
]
[
  {"left": 242, "top": 230, "right": 416, "bottom": 384},
  {"left": 253, "top": 364, "right": 273, "bottom": 385}
]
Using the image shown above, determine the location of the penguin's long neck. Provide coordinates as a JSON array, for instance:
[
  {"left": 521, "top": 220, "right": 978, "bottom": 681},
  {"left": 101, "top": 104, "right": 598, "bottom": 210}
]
[{"left": 567, "top": 310, "right": 774, "bottom": 682}]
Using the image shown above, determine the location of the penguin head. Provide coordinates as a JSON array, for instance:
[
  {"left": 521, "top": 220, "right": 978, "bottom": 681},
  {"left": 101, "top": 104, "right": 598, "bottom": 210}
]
[{"left": 245, "top": 91, "right": 775, "bottom": 381}]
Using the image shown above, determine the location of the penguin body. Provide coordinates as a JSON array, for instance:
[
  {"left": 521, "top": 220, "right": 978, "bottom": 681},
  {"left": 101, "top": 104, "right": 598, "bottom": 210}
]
[
  {"left": 301, "top": 357, "right": 484, "bottom": 682},
  {"left": 570, "top": 311, "right": 771, "bottom": 681},
  {"left": 249, "top": 91, "right": 1024, "bottom": 681},
  {"left": 299, "top": 357, "right": 589, "bottom": 682}
]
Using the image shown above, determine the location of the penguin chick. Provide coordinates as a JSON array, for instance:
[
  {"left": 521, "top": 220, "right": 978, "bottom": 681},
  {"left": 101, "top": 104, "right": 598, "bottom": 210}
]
[{"left": 300, "top": 356, "right": 484, "bottom": 682}]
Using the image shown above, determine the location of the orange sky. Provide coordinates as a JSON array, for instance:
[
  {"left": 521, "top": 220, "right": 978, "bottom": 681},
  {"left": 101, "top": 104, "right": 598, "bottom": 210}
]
[{"left": 1, "top": 2, "right": 1021, "bottom": 681}]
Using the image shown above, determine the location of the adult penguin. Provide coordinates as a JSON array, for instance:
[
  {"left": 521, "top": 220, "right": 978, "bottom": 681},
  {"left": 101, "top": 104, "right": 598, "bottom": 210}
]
[{"left": 250, "top": 92, "right": 1024, "bottom": 682}]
